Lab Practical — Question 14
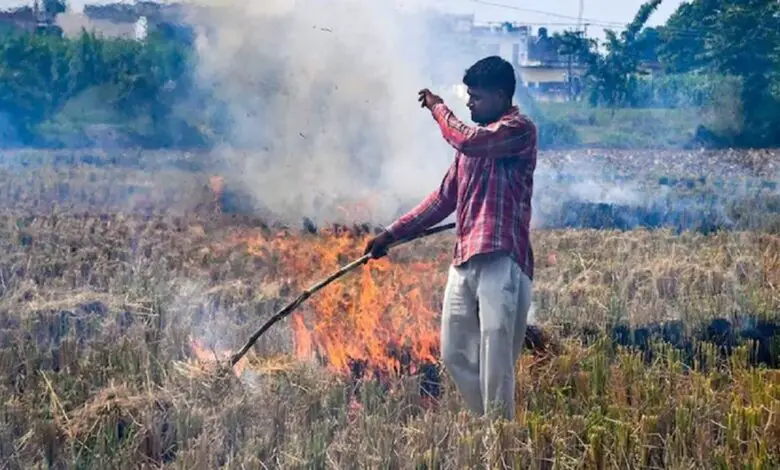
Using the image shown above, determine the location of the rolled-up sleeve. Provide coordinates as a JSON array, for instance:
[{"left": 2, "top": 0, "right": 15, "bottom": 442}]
[
  {"left": 386, "top": 158, "right": 458, "bottom": 240},
  {"left": 430, "top": 103, "right": 536, "bottom": 160}
]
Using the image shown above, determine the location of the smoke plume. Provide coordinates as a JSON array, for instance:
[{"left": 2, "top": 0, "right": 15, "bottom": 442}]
[
  {"left": 185, "top": 0, "right": 476, "bottom": 227},
  {"left": 177, "top": 1, "right": 777, "bottom": 235}
]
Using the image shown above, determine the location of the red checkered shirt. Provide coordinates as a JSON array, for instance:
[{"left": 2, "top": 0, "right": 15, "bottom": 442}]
[{"left": 386, "top": 102, "right": 537, "bottom": 281}]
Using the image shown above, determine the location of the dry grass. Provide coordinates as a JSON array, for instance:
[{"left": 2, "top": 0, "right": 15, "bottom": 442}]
[{"left": 0, "top": 149, "right": 779, "bottom": 469}]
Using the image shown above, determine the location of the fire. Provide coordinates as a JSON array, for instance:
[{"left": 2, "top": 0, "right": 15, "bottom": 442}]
[
  {"left": 194, "top": 176, "right": 449, "bottom": 380},
  {"left": 225, "top": 226, "right": 450, "bottom": 377},
  {"left": 189, "top": 335, "right": 248, "bottom": 377}
]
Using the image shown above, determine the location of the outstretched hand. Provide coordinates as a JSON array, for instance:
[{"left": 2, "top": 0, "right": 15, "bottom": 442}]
[
  {"left": 418, "top": 88, "right": 444, "bottom": 110},
  {"left": 363, "top": 230, "right": 394, "bottom": 259}
]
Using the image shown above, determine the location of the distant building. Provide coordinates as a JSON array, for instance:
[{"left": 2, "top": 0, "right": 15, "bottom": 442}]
[
  {"left": 471, "top": 21, "right": 531, "bottom": 68},
  {"left": 427, "top": 12, "right": 474, "bottom": 33},
  {"left": 135, "top": 15, "right": 148, "bottom": 41},
  {"left": 518, "top": 27, "right": 585, "bottom": 101},
  {"left": 0, "top": 1, "right": 63, "bottom": 36},
  {"left": 57, "top": 12, "right": 138, "bottom": 39},
  {"left": 637, "top": 59, "right": 662, "bottom": 77},
  {"left": 59, "top": 1, "right": 194, "bottom": 43},
  {"left": 0, "top": 6, "right": 37, "bottom": 33},
  {"left": 432, "top": 14, "right": 585, "bottom": 102}
]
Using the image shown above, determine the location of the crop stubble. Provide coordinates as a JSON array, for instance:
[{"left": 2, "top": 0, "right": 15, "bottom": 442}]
[{"left": 0, "top": 149, "right": 778, "bottom": 469}]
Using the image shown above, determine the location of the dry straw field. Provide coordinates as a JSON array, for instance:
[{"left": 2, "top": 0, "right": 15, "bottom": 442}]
[{"left": 0, "top": 149, "right": 779, "bottom": 469}]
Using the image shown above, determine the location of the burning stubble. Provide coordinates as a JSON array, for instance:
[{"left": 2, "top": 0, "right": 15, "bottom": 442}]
[{"left": 185, "top": 0, "right": 474, "bottom": 227}]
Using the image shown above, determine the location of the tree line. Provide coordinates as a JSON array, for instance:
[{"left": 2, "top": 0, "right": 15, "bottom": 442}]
[
  {"left": 555, "top": 0, "right": 780, "bottom": 147},
  {"left": 0, "top": 23, "right": 222, "bottom": 148},
  {"left": 0, "top": 0, "right": 778, "bottom": 149}
]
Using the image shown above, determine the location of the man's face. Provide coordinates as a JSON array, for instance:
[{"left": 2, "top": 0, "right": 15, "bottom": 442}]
[{"left": 466, "top": 87, "right": 506, "bottom": 125}]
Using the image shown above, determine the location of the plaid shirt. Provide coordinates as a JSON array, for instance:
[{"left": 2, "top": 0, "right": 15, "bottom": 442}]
[{"left": 386, "top": 102, "right": 537, "bottom": 281}]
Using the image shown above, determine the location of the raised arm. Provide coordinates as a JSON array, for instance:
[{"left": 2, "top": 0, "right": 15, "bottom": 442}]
[
  {"left": 385, "top": 158, "right": 458, "bottom": 241},
  {"left": 430, "top": 103, "right": 536, "bottom": 160}
]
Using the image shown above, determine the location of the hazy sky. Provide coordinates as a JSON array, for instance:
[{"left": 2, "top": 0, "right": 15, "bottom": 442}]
[
  {"left": 1, "top": 0, "right": 685, "bottom": 40},
  {"left": 428, "top": 0, "right": 684, "bottom": 41}
]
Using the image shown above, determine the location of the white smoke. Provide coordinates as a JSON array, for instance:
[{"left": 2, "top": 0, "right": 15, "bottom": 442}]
[{"left": 183, "top": 0, "right": 477, "bottom": 226}]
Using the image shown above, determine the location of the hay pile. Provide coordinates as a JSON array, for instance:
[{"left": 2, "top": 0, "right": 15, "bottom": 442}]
[{"left": 66, "top": 385, "right": 176, "bottom": 465}]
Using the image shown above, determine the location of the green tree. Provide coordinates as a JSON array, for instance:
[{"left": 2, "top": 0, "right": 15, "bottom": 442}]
[
  {"left": 0, "top": 24, "right": 210, "bottom": 147},
  {"left": 656, "top": 0, "right": 718, "bottom": 73},
  {"left": 557, "top": 0, "right": 663, "bottom": 108},
  {"left": 0, "top": 32, "right": 69, "bottom": 142},
  {"left": 634, "top": 27, "right": 662, "bottom": 64},
  {"left": 658, "top": 0, "right": 780, "bottom": 146}
]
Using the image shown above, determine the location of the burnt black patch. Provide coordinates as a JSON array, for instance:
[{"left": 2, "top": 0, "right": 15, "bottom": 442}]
[{"left": 574, "top": 315, "right": 780, "bottom": 370}]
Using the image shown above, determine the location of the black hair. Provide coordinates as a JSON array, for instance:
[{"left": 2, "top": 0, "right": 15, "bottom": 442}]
[{"left": 462, "top": 56, "right": 516, "bottom": 99}]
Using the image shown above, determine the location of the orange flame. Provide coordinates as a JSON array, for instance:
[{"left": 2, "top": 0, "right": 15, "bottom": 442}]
[
  {"left": 189, "top": 335, "right": 247, "bottom": 377},
  {"left": 223, "top": 227, "right": 449, "bottom": 377}
]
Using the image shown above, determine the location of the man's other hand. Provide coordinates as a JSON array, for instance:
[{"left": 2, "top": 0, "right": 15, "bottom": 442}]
[
  {"left": 418, "top": 89, "right": 444, "bottom": 110},
  {"left": 363, "top": 230, "right": 394, "bottom": 259}
]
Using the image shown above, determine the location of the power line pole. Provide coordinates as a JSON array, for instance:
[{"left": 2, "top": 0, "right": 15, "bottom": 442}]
[
  {"left": 567, "top": 0, "right": 584, "bottom": 101},
  {"left": 567, "top": 51, "right": 572, "bottom": 101}
]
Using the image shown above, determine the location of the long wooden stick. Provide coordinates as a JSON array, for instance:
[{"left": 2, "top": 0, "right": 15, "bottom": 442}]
[{"left": 229, "top": 222, "right": 455, "bottom": 366}]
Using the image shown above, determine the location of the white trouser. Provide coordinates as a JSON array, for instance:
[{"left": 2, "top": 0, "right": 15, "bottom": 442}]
[{"left": 440, "top": 251, "right": 533, "bottom": 420}]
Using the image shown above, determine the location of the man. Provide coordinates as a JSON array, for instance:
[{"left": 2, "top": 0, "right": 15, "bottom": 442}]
[{"left": 364, "top": 56, "right": 537, "bottom": 420}]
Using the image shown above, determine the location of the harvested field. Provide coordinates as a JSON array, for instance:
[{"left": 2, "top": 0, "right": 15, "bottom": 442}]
[{"left": 0, "top": 149, "right": 779, "bottom": 469}]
